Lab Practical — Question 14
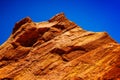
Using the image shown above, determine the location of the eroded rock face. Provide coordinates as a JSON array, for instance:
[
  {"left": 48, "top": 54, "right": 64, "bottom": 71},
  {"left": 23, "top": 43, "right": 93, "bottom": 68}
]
[{"left": 0, "top": 13, "right": 120, "bottom": 80}]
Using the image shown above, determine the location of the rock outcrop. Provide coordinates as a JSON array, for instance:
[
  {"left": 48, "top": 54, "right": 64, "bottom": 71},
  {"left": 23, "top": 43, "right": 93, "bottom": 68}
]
[{"left": 0, "top": 13, "right": 120, "bottom": 80}]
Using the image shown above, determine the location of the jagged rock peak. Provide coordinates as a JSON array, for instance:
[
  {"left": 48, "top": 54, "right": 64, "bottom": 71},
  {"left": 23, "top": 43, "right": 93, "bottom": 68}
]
[
  {"left": 0, "top": 13, "right": 120, "bottom": 80},
  {"left": 12, "top": 17, "right": 32, "bottom": 34},
  {"left": 49, "top": 12, "right": 67, "bottom": 22}
]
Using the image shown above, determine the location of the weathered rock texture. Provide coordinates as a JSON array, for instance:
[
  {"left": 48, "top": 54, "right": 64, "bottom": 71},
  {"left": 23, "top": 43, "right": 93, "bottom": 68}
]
[{"left": 0, "top": 13, "right": 120, "bottom": 80}]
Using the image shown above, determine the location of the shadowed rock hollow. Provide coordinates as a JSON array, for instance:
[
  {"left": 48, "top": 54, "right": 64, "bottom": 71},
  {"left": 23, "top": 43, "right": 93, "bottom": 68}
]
[{"left": 0, "top": 13, "right": 120, "bottom": 80}]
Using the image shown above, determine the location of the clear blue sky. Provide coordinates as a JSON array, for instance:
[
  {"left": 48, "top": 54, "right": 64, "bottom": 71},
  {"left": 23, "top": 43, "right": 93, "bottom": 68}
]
[{"left": 0, "top": 0, "right": 120, "bottom": 44}]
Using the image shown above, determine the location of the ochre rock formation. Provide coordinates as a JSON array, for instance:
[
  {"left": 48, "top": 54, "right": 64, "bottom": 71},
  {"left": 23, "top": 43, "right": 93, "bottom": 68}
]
[{"left": 0, "top": 13, "right": 120, "bottom": 80}]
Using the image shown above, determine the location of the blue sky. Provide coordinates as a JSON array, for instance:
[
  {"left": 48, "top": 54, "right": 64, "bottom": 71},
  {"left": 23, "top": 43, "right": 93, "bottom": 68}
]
[{"left": 0, "top": 0, "right": 120, "bottom": 44}]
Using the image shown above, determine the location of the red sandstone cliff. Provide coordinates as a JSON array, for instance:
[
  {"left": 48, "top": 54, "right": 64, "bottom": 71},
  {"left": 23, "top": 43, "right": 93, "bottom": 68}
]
[{"left": 0, "top": 13, "right": 120, "bottom": 80}]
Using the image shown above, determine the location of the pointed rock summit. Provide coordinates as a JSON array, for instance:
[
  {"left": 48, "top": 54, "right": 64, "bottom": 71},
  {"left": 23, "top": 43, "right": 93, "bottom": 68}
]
[{"left": 0, "top": 13, "right": 120, "bottom": 80}]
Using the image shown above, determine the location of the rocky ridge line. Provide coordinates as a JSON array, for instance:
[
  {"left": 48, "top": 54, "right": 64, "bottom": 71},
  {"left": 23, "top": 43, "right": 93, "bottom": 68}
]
[{"left": 0, "top": 13, "right": 120, "bottom": 80}]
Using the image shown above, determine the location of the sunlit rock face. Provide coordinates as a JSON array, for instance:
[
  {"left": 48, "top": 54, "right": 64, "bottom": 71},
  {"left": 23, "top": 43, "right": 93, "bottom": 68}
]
[{"left": 0, "top": 13, "right": 120, "bottom": 80}]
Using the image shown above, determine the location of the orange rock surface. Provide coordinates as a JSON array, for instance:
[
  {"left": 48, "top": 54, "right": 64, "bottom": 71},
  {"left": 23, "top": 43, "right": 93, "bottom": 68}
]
[{"left": 0, "top": 13, "right": 120, "bottom": 80}]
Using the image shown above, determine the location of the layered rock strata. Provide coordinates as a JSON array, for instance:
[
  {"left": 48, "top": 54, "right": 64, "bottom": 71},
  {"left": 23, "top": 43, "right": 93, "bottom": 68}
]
[{"left": 0, "top": 13, "right": 120, "bottom": 80}]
